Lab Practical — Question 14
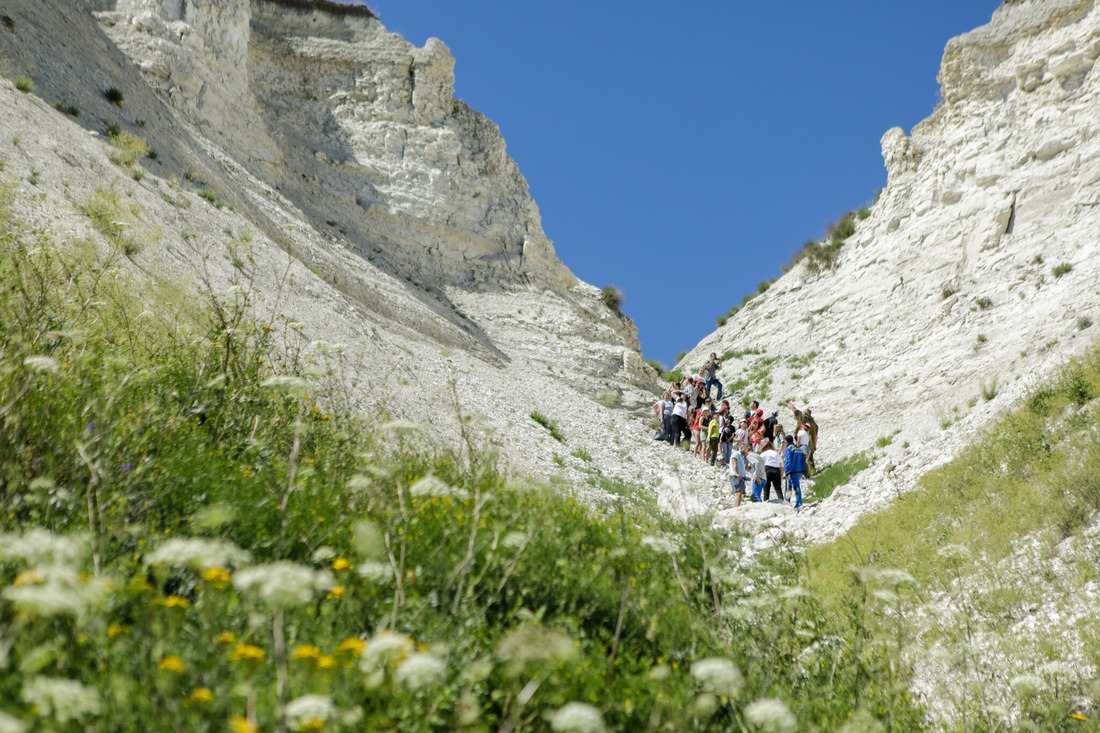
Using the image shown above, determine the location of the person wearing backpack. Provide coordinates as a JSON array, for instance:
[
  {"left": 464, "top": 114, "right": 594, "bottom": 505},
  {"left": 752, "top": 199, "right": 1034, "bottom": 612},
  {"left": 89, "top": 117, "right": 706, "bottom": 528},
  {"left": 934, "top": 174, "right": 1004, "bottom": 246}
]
[{"left": 783, "top": 434, "right": 808, "bottom": 510}]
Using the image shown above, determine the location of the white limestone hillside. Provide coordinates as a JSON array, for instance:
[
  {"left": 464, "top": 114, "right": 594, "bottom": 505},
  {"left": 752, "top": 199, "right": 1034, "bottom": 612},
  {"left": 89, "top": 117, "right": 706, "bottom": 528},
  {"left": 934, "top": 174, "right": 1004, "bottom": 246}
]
[
  {"left": 683, "top": 0, "right": 1100, "bottom": 545},
  {"left": 0, "top": 0, "right": 747, "bottom": 509}
]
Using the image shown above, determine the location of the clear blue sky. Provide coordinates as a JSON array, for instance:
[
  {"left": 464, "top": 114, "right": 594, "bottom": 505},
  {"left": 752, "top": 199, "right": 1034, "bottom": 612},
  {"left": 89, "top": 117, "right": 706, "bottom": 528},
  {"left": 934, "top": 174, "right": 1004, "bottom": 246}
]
[{"left": 359, "top": 1, "right": 1000, "bottom": 368}]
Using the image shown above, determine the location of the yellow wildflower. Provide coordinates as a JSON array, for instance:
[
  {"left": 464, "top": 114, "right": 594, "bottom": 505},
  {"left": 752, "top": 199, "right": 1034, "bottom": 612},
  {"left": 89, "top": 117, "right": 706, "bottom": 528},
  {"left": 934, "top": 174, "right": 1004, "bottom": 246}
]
[
  {"left": 326, "top": 585, "right": 345, "bottom": 600},
  {"left": 331, "top": 558, "right": 351, "bottom": 571},
  {"left": 228, "top": 715, "right": 257, "bottom": 733},
  {"left": 108, "top": 624, "right": 130, "bottom": 637},
  {"left": 292, "top": 645, "right": 321, "bottom": 660},
  {"left": 337, "top": 638, "right": 365, "bottom": 657},
  {"left": 158, "top": 656, "right": 185, "bottom": 672},
  {"left": 217, "top": 631, "right": 238, "bottom": 644},
  {"left": 229, "top": 643, "right": 265, "bottom": 662},
  {"left": 1070, "top": 713, "right": 1089, "bottom": 721},
  {"left": 13, "top": 569, "right": 43, "bottom": 586},
  {"left": 298, "top": 719, "right": 325, "bottom": 731},
  {"left": 316, "top": 655, "right": 337, "bottom": 669},
  {"left": 201, "top": 566, "right": 231, "bottom": 585},
  {"left": 188, "top": 688, "right": 214, "bottom": 703},
  {"left": 162, "top": 595, "right": 190, "bottom": 609}
]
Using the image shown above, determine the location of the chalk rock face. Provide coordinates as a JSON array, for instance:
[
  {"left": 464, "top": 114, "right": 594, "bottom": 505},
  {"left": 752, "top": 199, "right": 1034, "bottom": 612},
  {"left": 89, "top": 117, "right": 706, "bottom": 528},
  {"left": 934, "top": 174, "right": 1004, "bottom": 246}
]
[
  {"left": 95, "top": 0, "right": 576, "bottom": 292},
  {"left": 682, "top": 0, "right": 1100, "bottom": 525}
]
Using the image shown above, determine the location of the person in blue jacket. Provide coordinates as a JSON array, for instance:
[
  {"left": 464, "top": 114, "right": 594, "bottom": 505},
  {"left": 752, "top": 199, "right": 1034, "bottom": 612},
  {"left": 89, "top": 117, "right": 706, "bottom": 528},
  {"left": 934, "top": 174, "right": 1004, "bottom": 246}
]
[{"left": 783, "top": 434, "right": 808, "bottom": 510}]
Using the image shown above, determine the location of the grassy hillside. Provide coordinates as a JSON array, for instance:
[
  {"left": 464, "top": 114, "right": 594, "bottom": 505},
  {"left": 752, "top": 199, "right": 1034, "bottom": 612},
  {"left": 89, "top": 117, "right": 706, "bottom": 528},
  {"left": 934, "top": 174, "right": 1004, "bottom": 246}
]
[{"left": 0, "top": 181, "right": 932, "bottom": 730}]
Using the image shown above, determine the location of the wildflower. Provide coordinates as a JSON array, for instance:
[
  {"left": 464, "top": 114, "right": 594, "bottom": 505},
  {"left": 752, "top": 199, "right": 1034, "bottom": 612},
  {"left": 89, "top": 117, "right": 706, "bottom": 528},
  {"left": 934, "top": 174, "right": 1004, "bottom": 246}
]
[
  {"left": 327, "top": 585, "right": 345, "bottom": 600},
  {"left": 409, "top": 474, "right": 469, "bottom": 500},
  {"left": 107, "top": 624, "right": 129, "bottom": 637},
  {"left": 229, "top": 644, "right": 266, "bottom": 663},
  {"left": 23, "top": 355, "right": 59, "bottom": 374},
  {"left": 21, "top": 676, "right": 101, "bottom": 723},
  {"left": 360, "top": 631, "right": 413, "bottom": 669},
  {"left": 640, "top": 535, "right": 680, "bottom": 555},
  {"left": 228, "top": 715, "right": 256, "bottom": 733},
  {"left": 201, "top": 566, "right": 232, "bottom": 586},
  {"left": 188, "top": 688, "right": 214, "bottom": 703},
  {"left": 3, "top": 566, "right": 110, "bottom": 618},
  {"left": 217, "top": 631, "right": 238, "bottom": 644},
  {"left": 337, "top": 638, "right": 365, "bottom": 657},
  {"left": 119, "top": 462, "right": 133, "bottom": 473},
  {"left": 145, "top": 537, "right": 250, "bottom": 571},
  {"left": 395, "top": 652, "right": 447, "bottom": 690},
  {"left": 691, "top": 658, "right": 743, "bottom": 697},
  {"left": 292, "top": 645, "right": 321, "bottom": 660},
  {"left": 162, "top": 595, "right": 190, "bottom": 609},
  {"left": 549, "top": 702, "right": 605, "bottom": 733},
  {"left": 316, "top": 654, "right": 337, "bottom": 669},
  {"left": 0, "top": 711, "right": 27, "bottom": 733},
  {"left": 312, "top": 546, "right": 336, "bottom": 562},
  {"left": 158, "top": 656, "right": 185, "bottom": 672},
  {"left": 331, "top": 558, "right": 351, "bottom": 571},
  {"left": 284, "top": 695, "right": 335, "bottom": 731},
  {"left": 233, "top": 562, "right": 334, "bottom": 608},
  {"left": 1070, "top": 713, "right": 1089, "bottom": 721},
  {"left": 0, "top": 528, "right": 86, "bottom": 565},
  {"left": 497, "top": 626, "right": 576, "bottom": 672},
  {"left": 502, "top": 531, "right": 527, "bottom": 550},
  {"left": 744, "top": 698, "right": 796, "bottom": 733},
  {"left": 193, "top": 504, "right": 236, "bottom": 529},
  {"left": 356, "top": 561, "right": 393, "bottom": 584},
  {"left": 13, "top": 569, "right": 43, "bottom": 586}
]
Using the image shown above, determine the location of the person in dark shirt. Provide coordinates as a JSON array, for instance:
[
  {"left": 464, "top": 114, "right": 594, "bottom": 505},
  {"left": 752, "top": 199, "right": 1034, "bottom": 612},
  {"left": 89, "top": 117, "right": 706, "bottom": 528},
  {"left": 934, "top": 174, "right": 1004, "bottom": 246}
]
[{"left": 763, "top": 410, "right": 779, "bottom": 442}]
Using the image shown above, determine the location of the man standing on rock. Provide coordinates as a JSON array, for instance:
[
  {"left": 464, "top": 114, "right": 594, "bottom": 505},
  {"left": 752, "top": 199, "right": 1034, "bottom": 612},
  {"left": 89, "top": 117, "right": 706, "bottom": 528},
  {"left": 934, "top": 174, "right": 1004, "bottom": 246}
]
[
  {"left": 783, "top": 399, "right": 818, "bottom": 471},
  {"left": 703, "top": 353, "right": 723, "bottom": 401}
]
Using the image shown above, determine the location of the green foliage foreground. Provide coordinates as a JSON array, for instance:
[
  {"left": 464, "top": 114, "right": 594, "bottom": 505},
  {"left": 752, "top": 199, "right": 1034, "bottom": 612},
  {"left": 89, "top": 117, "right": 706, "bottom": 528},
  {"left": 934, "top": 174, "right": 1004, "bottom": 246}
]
[{"left": 0, "top": 182, "right": 924, "bottom": 730}]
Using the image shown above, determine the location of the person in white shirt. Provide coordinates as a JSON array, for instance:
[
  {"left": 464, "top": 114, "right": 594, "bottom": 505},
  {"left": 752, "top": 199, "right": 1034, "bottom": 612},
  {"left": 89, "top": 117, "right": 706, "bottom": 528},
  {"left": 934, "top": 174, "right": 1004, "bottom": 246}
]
[
  {"left": 669, "top": 393, "right": 690, "bottom": 447},
  {"left": 728, "top": 443, "right": 749, "bottom": 507},
  {"left": 746, "top": 448, "right": 766, "bottom": 503},
  {"left": 760, "top": 440, "right": 784, "bottom": 502}
]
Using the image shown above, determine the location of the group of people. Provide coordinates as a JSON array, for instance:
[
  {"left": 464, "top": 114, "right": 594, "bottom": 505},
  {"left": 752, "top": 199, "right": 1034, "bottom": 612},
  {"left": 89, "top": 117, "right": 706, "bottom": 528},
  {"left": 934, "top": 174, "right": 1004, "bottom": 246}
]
[{"left": 652, "top": 352, "right": 819, "bottom": 510}]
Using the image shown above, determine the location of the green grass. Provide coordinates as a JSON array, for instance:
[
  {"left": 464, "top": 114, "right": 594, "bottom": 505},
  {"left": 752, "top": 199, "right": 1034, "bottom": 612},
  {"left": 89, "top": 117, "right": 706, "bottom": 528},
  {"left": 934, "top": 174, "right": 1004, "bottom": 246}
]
[
  {"left": 807, "top": 452, "right": 871, "bottom": 501},
  {"left": 78, "top": 185, "right": 143, "bottom": 256},
  {"left": 976, "top": 296, "right": 993, "bottom": 310},
  {"left": 720, "top": 347, "right": 764, "bottom": 361},
  {"left": 530, "top": 411, "right": 566, "bottom": 442},
  {"left": 105, "top": 86, "right": 124, "bottom": 105},
  {"left": 660, "top": 368, "right": 683, "bottom": 383},
  {"left": 53, "top": 101, "right": 80, "bottom": 117},
  {"left": 108, "top": 131, "right": 149, "bottom": 168},
  {"left": 806, "top": 344, "right": 1100, "bottom": 603},
  {"left": 0, "top": 180, "right": 931, "bottom": 731},
  {"left": 13, "top": 76, "right": 34, "bottom": 93},
  {"left": 570, "top": 448, "right": 592, "bottom": 462},
  {"left": 1053, "top": 262, "right": 1073, "bottom": 278}
]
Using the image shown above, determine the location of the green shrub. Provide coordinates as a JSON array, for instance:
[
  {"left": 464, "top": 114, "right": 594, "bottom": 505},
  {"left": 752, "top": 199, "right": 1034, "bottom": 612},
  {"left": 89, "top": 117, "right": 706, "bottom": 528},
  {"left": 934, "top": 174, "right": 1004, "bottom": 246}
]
[
  {"left": 1079, "top": 316, "right": 1094, "bottom": 331},
  {"left": 981, "top": 377, "right": 998, "bottom": 401},
  {"left": 601, "top": 284, "right": 623, "bottom": 314},
  {"left": 976, "top": 333, "right": 987, "bottom": 343},
  {"left": 856, "top": 207, "right": 871, "bottom": 220},
  {"left": 645, "top": 359, "right": 666, "bottom": 375},
  {"left": 530, "top": 411, "right": 565, "bottom": 442},
  {"left": 1053, "top": 262, "right": 1073, "bottom": 278},
  {"left": 79, "top": 186, "right": 143, "bottom": 256},
  {"left": 53, "top": 101, "right": 80, "bottom": 116},
  {"left": 715, "top": 315, "right": 727, "bottom": 327},
  {"left": 941, "top": 283, "right": 958, "bottom": 300},
  {"left": 105, "top": 86, "right": 124, "bottom": 105},
  {"left": 12, "top": 76, "right": 33, "bottom": 93},
  {"left": 661, "top": 369, "right": 683, "bottom": 383},
  {"left": 976, "top": 297, "right": 992, "bottom": 309},
  {"left": 570, "top": 448, "right": 592, "bottom": 462}
]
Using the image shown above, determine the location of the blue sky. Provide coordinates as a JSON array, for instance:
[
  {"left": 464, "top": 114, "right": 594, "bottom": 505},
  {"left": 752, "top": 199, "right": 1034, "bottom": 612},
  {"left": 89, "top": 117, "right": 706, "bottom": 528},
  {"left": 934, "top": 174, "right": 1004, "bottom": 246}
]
[{"left": 364, "top": 2, "right": 1000, "bottom": 368}]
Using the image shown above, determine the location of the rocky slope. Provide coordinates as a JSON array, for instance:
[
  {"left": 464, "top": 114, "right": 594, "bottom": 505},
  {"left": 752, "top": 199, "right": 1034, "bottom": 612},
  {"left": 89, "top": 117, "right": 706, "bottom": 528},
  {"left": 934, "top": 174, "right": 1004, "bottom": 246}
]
[
  {"left": 0, "top": 0, "right": 738, "bottom": 508},
  {"left": 686, "top": 0, "right": 1100, "bottom": 544}
]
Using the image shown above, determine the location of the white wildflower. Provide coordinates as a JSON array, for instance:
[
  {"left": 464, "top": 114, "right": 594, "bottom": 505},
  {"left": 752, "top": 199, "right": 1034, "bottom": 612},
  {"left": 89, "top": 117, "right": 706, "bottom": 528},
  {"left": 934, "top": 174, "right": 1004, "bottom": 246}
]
[
  {"left": 693, "top": 693, "right": 719, "bottom": 718},
  {"left": 875, "top": 569, "right": 919, "bottom": 589},
  {"left": 2, "top": 564, "right": 110, "bottom": 619},
  {"left": 395, "top": 652, "right": 447, "bottom": 690},
  {"left": 691, "top": 658, "right": 743, "bottom": 697},
  {"left": 496, "top": 626, "right": 576, "bottom": 670},
  {"left": 1037, "top": 660, "right": 1073, "bottom": 678},
  {"left": 409, "top": 474, "right": 468, "bottom": 500},
  {"left": 23, "top": 355, "right": 59, "bottom": 374},
  {"left": 937, "top": 544, "right": 972, "bottom": 561},
  {"left": 0, "top": 711, "right": 27, "bottom": 733},
  {"left": 356, "top": 561, "right": 393, "bottom": 584},
  {"left": 287, "top": 321, "right": 308, "bottom": 331},
  {"left": 144, "top": 537, "right": 250, "bottom": 571},
  {"left": 312, "top": 546, "right": 336, "bottom": 562},
  {"left": 0, "top": 528, "right": 86, "bottom": 566},
  {"left": 744, "top": 697, "right": 796, "bottom": 733},
  {"left": 779, "top": 585, "right": 811, "bottom": 600},
  {"left": 549, "top": 702, "right": 605, "bottom": 733},
  {"left": 260, "top": 375, "right": 310, "bottom": 398},
  {"left": 21, "top": 676, "right": 101, "bottom": 723},
  {"left": 233, "top": 562, "right": 334, "bottom": 607},
  {"left": 284, "top": 694, "right": 335, "bottom": 730},
  {"left": 346, "top": 474, "right": 371, "bottom": 493},
  {"left": 640, "top": 534, "right": 680, "bottom": 555},
  {"left": 360, "top": 631, "right": 413, "bottom": 669},
  {"left": 193, "top": 503, "right": 236, "bottom": 529},
  {"left": 1010, "top": 674, "right": 1047, "bottom": 694}
]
